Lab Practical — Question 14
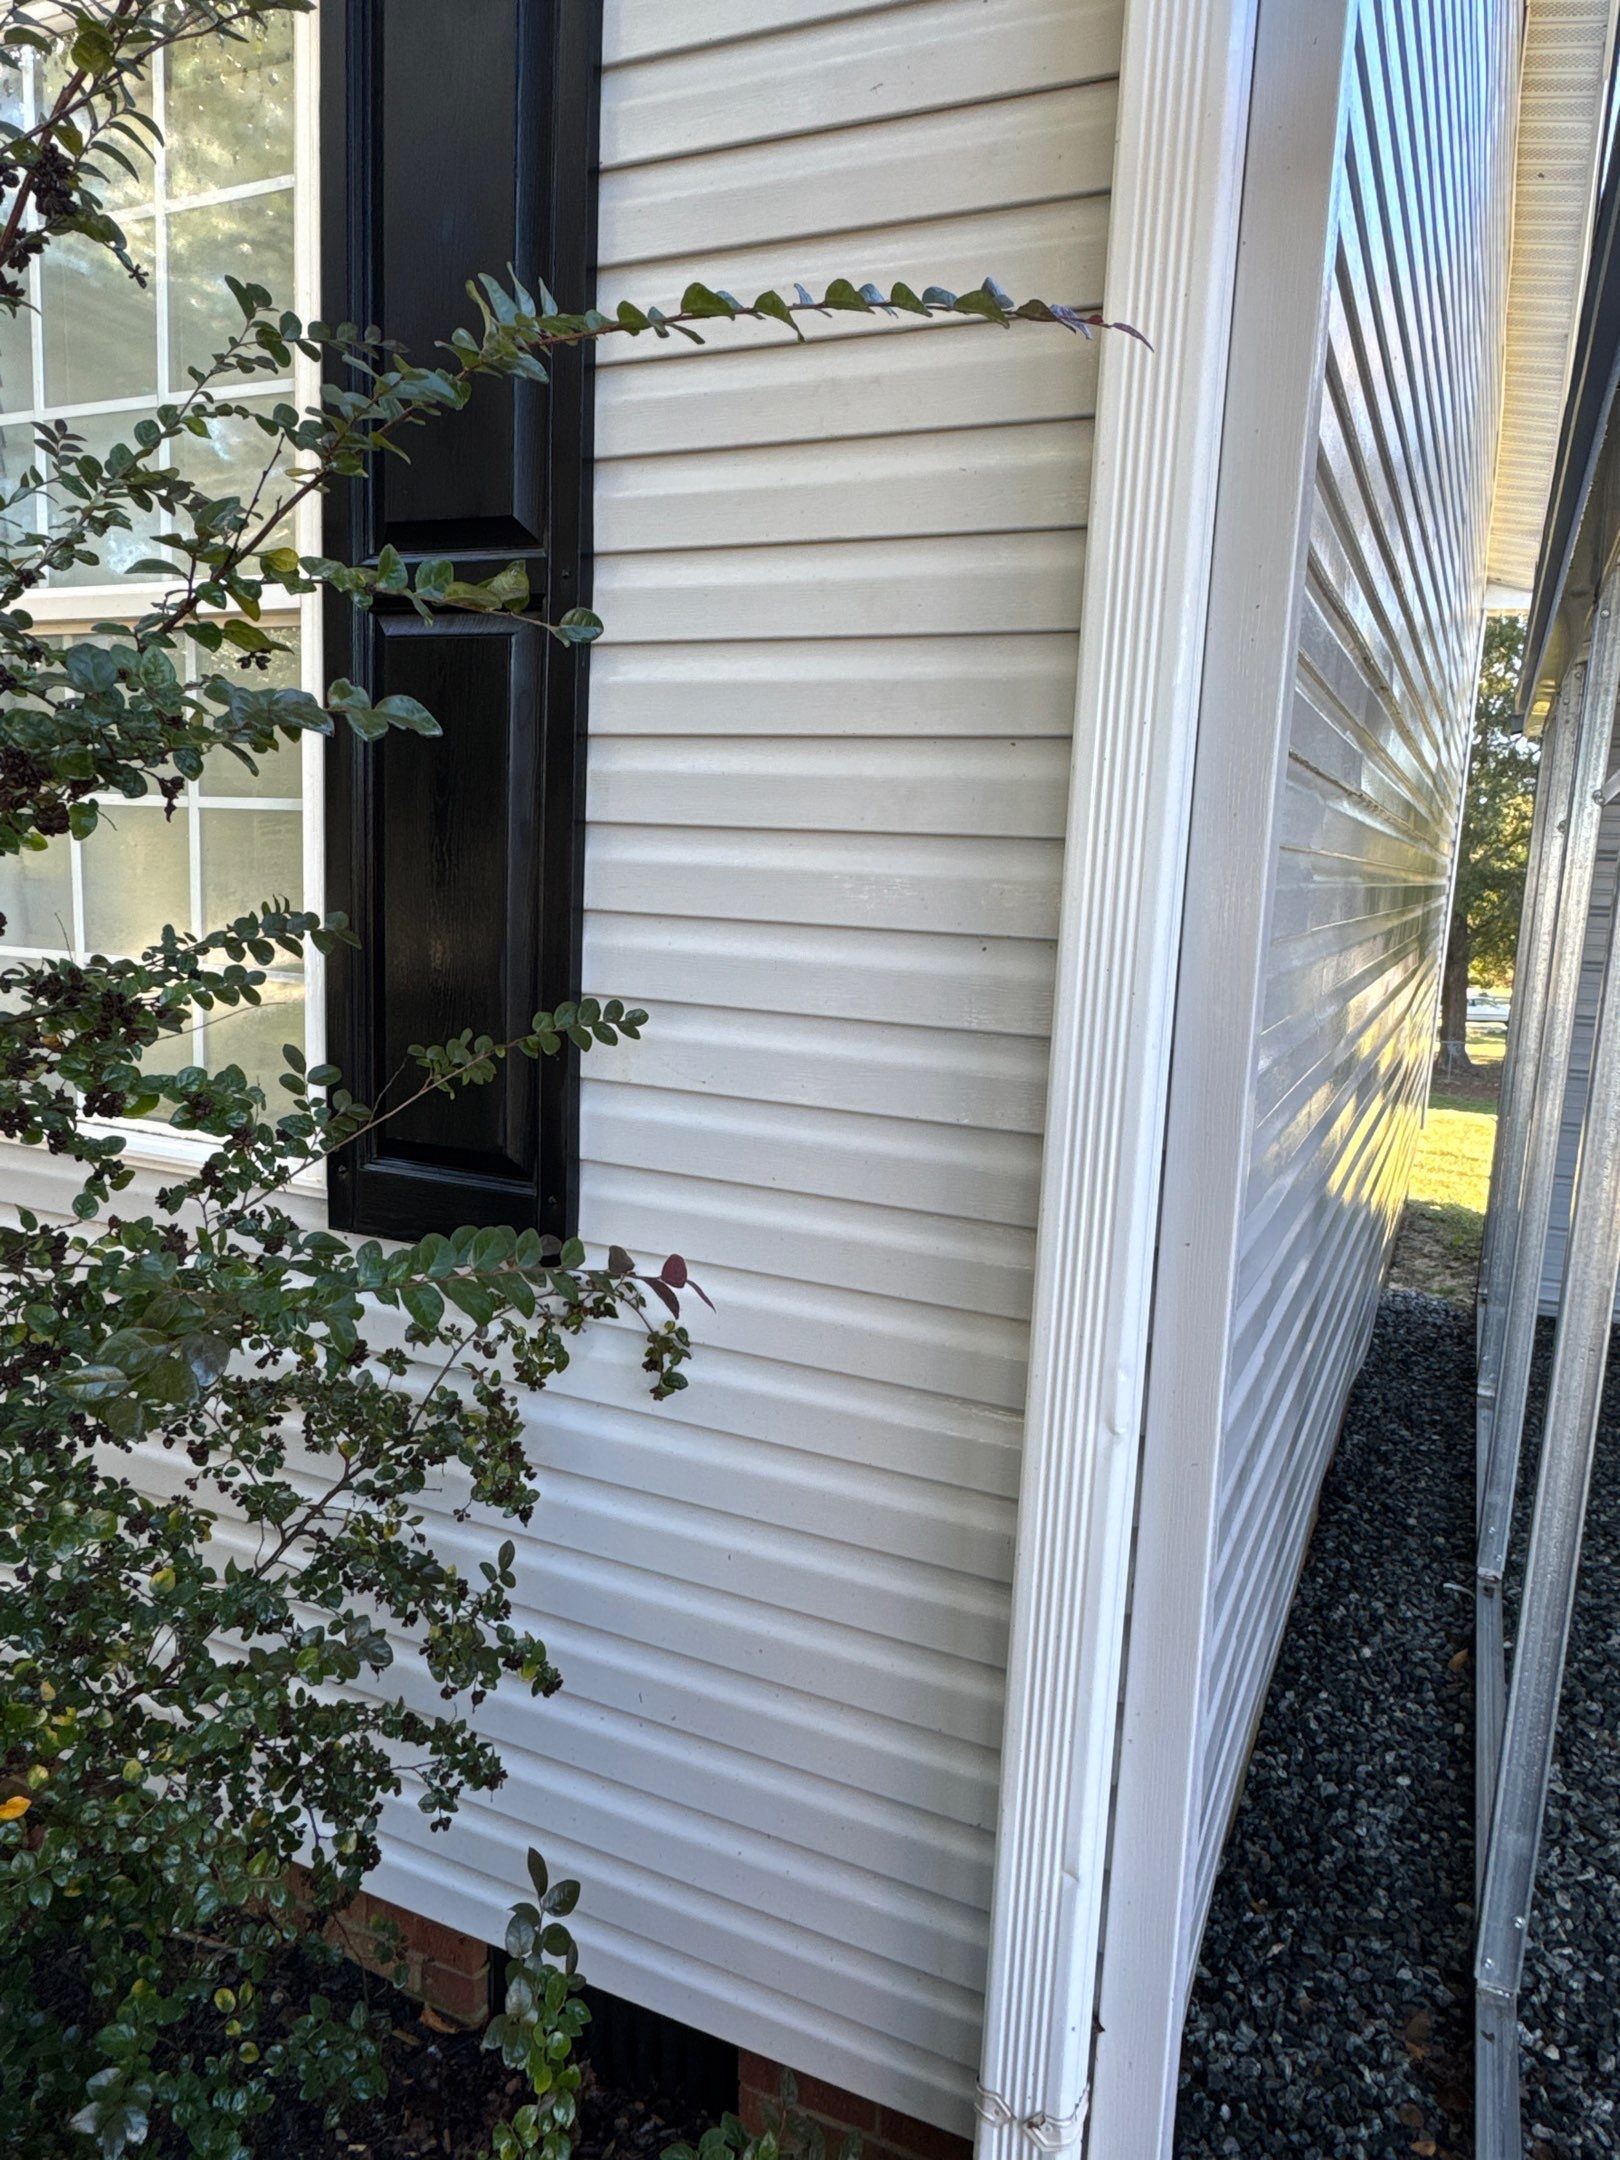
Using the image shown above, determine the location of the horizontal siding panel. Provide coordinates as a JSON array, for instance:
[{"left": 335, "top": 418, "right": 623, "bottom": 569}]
[
  {"left": 596, "top": 197, "right": 1109, "bottom": 332},
  {"left": 586, "top": 827, "right": 1064, "bottom": 938},
  {"left": 586, "top": 634, "right": 1084, "bottom": 738},
  {"left": 468, "top": 1683, "right": 996, "bottom": 1910},
  {"left": 552, "top": 1325, "right": 1026, "bottom": 1495},
  {"left": 513, "top": 1473, "right": 1013, "bottom": 1666},
  {"left": 582, "top": 1004, "right": 1050, "bottom": 1132},
  {"left": 593, "top": 532, "right": 1087, "bottom": 641},
  {"left": 583, "top": 1160, "right": 1036, "bottom": 1321},
  {"left": 604, "top": 0, "right": 918, "bottom": 67},
  {"left": 534, "top": 1394, "right": 1016, "bottom": 1577},
  {"left": 571, "top": 1259, "right": 1031, "bottom": 1407},
  {"left": 585, "top": 913, "right": 1057, "bottom": 1034},
  {"left": 598, "top": 84, "right": 1117, "bottom": 262},
  {"left": 589, "top": 735, "right": 1071, "bottom": 836},
  {"left": 595, "top": 420, "right": 1092, "bottom": 551},
  {"left": 596, "top": 333, "right": 1099, "bottom": 458},
  {"left": 581, "top": 1084, "right": 1045, "bottom": 1228},
  {"left": 604, "top": 0, "right": 1121, "bottom": 164}
]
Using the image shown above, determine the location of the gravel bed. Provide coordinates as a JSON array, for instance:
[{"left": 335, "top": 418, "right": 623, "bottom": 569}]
[{"left": 1173, "top": 1289, "right": 1619, "bottom": 2159}]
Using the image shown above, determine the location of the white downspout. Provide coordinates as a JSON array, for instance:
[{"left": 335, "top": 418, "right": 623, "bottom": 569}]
[{"left": 971, "top": 2, "right": 1263, "bottom": 2154}]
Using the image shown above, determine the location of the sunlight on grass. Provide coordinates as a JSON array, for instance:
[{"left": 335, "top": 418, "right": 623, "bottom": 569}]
[{"left": 1392, "top": 1026, "right": 1504, "bottom": 1304}]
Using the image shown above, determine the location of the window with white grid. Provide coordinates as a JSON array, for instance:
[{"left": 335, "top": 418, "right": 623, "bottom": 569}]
[{"left": 0, "top": 17, "right": 322, "bottom": 1125}]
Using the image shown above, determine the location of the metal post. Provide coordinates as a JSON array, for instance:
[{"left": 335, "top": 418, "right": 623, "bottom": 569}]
[
  {"left": 1477, "top": 586, "right": 1620, "bottom": 1595},
  {"left": 1471, "top": 660, "right": 1598, "bottom": 1873},
  {"left": 1471, "top": 602, "right": 1618, "bottom": 1894},
  {"left": 1476, "top": 676, "right": 1580, "bottom": 1375},
  {"left": 1475, "top": 790, "right": 1620, "bottom": 2160}
]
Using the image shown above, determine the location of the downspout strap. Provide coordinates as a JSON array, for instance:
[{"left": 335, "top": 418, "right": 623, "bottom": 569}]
[{"left": 973, "top": 2085, "right": 1089, "bottom": 2151}]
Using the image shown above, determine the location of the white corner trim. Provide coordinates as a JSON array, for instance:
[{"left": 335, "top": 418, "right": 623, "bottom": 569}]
[
  {"left": 1083, "top": 4, "right": 1359, "bottom": 2157},
  {"left": 971, "top": 4, "right": 1263, "bottom": 2156}
]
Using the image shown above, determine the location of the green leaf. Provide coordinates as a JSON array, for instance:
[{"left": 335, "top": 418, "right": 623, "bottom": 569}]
[
  {"left": 401, "top": 1281, "right": 445, "bottom": 1331},
  {"left": 59, "top": 1365, "right": 130, "bottom": 1406},
  {"left": 681, "top": 282, "right": 736, "bottom": 319},
  {"left": 822, "top": 278, "right": 871, "bottom": 312},
  {"left": 64, "top": 644, "right": 118, "bottom": 694},
  {"left": 442, "top": 1280, "right": 497, "bottom": 1329},
  {"left": 373, "top": 694, "right": 441, "bottom": 736},
  {"left": 951, "top": 286, "right": 1010, "bottom": 326},
  {"left": 552, "top": 608, "right": 602, "bottom": 647},
  {"left": 751, "top": 289, "right": 803, "bottom": 340}
]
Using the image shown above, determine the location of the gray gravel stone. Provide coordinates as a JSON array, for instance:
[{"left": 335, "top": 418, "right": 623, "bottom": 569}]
[{"left": 1174, "top": 1289, "right": 1618, "bottom": 2159}]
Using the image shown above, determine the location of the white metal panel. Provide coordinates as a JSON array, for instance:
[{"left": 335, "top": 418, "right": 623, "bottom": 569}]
[
  {"left": 1538, "top": 703, "right": 1620, "bottom": 1313},
  {"left": 1196, "top": 0, "right": 1518, "bottom": 1947},
  {"left": 376, "top": 0, "right": 1125, "bottom": 2132}
]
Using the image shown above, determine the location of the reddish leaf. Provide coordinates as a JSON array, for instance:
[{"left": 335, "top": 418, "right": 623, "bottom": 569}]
[
  {"left": 644, "top": 1277, "right": 680, "bottom": 1317},
  {"left": 606, "top": 1244, "right": 633, "bottom": 1277},
  {"left": 660, "top": 1253, "right": 688, "bottom": 1288}
]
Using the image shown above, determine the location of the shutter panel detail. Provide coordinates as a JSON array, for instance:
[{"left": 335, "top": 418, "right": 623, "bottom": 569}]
[{"left": 322, "top": 0, "right": 601, "bottom": 1240}]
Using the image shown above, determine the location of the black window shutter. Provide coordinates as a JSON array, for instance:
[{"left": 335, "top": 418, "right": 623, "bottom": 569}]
[{"left": 321, "top": 0, "right": 601, "bottom": 1242}]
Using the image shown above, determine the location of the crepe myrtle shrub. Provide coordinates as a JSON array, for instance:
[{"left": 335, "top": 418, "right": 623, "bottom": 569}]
[{"left": 0, "top": 5, "right": 1143, "bottom": 2155}]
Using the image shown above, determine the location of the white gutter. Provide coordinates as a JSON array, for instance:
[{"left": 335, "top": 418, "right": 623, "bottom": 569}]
[{"left": 971, "top": 2, "right": 1262, "bottom": 2153}]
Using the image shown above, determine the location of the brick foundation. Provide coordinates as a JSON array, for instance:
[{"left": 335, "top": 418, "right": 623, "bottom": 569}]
[
  {"left": 295, "top": 1873, "right": 493, "bottom": 2029},
  {"left": 740, "top": 2051, "right": 971, "bottom": 2160}
]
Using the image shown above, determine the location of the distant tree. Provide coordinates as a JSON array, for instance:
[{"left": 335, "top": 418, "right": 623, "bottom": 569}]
[{"left": 1436, "top": 613, "right": 1537, "bottom": 1077}]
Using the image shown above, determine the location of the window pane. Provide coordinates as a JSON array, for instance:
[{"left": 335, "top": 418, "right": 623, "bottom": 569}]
[
  {"left": 85, "top": 72, "right": 156, "bottom": 214},
  {"left": 195, "top": 974, "right": 303, "bottom": 1101},
  {"left": 0, "top": 294, "right": 34, "bottom": 414},
  {"left": 48, "top": 407, "right": 162, "bottom": 585},
  {"left": 166, "top": 22, "right": 295, "bottom": 197},
  {"left": 34, "top": 51, "right": 155, "bottom": 215},
  {"left": 167, "top": 189, "right": 294, "bottom": 388},
  {"left": 80, "top": 806, "right": 189, "bottom": 954},
  {"left": 0, "top": 423, "right": 39, "bottom": 544},
  {"left": 201, "top": 627, "right": 303, "bottom": 799},
  {"left": 174, "top": 395, "right": 290, "bottom": 537},
  {"left": 0, "top": 837, "right": 72, "bottom": 949},
  {"left": 40, "top": 226, "right": 157, "bottom": 407},
  {"left": 199, "top": 806, "right": 301, "bottom": 927}
]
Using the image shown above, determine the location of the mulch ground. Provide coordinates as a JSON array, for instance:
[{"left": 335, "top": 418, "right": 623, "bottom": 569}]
[
  {"left": 1173, "top": 1290, "right": 1620, "bottom": 2159},
  {"left": 258, "top": 1952, "right": 717, "bottom": 2160}
]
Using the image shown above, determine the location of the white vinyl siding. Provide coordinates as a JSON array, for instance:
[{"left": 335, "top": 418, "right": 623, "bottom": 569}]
[
  {"left": 366, "top": 0, "right": 1122, "bottom": 2131},
  {"left": 1192, "top": 0, "right": 1516, "bottom": 1934},
  {"left": 0, "top": 1, "right": 1118, "bottom": 2126}
]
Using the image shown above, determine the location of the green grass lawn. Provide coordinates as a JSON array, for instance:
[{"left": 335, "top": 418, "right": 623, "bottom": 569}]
[{"left": 1391, "top": 1029, "right": 1503, "bottom": 1304}]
